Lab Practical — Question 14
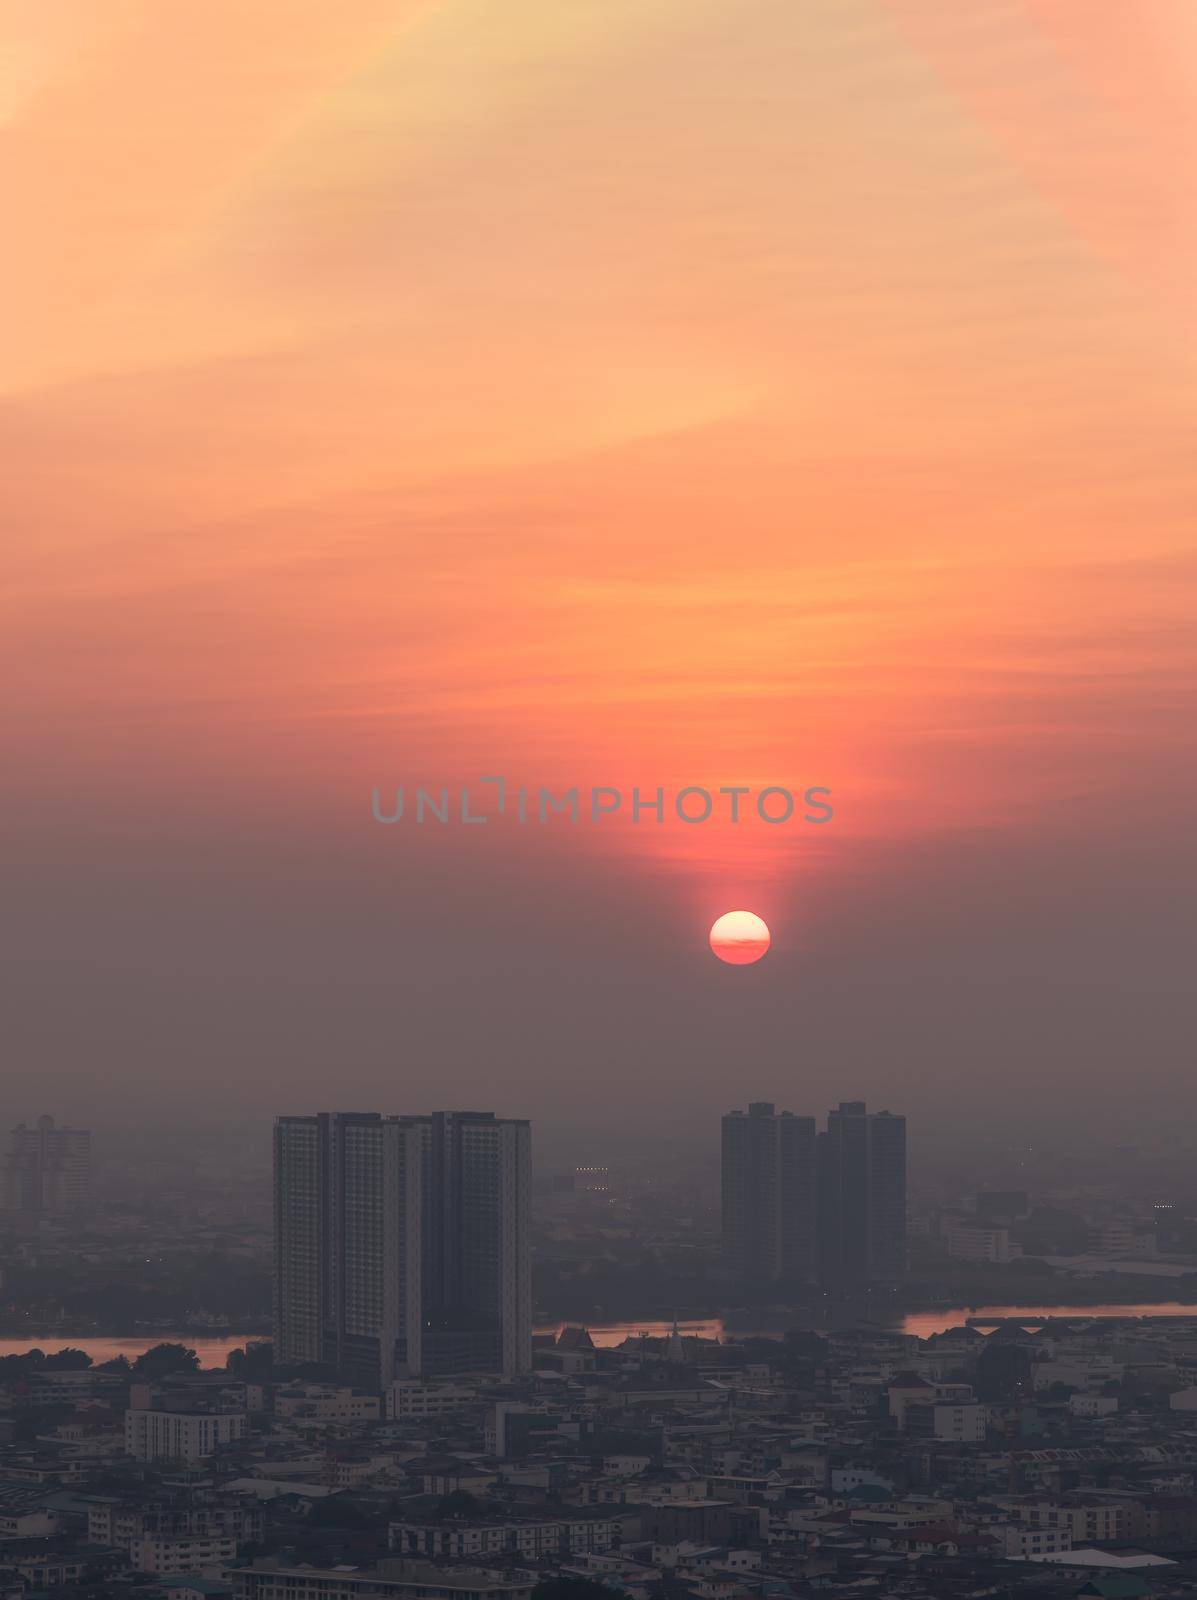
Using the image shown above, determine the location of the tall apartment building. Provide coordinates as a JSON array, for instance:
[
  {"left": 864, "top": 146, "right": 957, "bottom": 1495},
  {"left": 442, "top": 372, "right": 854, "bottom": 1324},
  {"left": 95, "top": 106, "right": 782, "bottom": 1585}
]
[
  {"left": 721, "top": 1098, "right": 907, "bottom": 1287},
  {"left": 274, "top": 1111, "right": 531, "bottom": 1388},
  {"left": 3, "top": 1115, "right": 91, "bottom": 1216},
  {"left": 721, "top": 1102, "right": 817, "bottom": 1282},
  {"left": 817, "top": 1101, "right": 906, "bottom": 1284}
]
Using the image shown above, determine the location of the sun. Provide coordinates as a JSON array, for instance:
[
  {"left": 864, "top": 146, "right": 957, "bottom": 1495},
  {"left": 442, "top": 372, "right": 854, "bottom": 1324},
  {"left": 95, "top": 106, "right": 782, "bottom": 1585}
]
[{"left": 709, "top": 910, "right": 771, "bottom": 965}]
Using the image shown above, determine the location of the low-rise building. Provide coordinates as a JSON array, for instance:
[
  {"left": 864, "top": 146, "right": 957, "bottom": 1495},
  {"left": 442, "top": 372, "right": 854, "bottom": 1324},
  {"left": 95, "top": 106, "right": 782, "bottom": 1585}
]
[
  {"left": 390, "top": 1510, "right": 626, "bottom": 1560},
  {"left": 388, "top": 1381, "right": 477, "bottom": 1419},
  {"left": 232, "top": 1559, "right": 535, "bottom": 1600},
  {"left": 125, "top": 1406, "right": 247, "bottom": 1463},
  {"left": 1001, "top": 1522, "right": 1073, "bottom": 1559},
  {"left": 129, "top": 1529, "right": 240, "bottom": 1574},
  {"left": 904, "top": 1400, "right": 988, "bottom": 1443},
  {"left": 274, "top": 1385, "right": 381, "bottom": 1422},
  {"left": 943, "top": 1221, "right": 1022, "bottom": 1265}
]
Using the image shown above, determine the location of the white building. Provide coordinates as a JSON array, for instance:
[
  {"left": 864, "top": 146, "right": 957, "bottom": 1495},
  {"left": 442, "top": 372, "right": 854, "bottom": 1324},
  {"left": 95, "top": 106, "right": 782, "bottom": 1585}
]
[
  {"left": 388, "top": 1380, "right": 477, "bottom": 1419},
  {"left": 1002, "top": 1523, "right": 1072, "bottom": 1559},
  {"left": 943, "top": 1220, "right": 1021, "bottom": 1264},
  {"left": 831, "top": 1467, "right": 894, "bottom": 1495},
  {"left": 125, "top": 1407, "right": 247, "bottom": 1463}
]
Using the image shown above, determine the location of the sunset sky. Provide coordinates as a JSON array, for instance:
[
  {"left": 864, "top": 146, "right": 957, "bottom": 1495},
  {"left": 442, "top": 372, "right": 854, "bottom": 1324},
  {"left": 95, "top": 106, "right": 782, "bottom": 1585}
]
[{"left": 3, "top": 0, "right": 1196, "bottom": 1141}]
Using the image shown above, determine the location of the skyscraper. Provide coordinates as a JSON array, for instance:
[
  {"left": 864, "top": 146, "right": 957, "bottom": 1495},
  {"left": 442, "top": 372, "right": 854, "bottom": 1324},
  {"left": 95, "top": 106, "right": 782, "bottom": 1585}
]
[
  {"left": 817, "top": 1101, "right": 906, "bottom": 1284},
  {"left": 3, "top": 1115, "right": 91, "bottom": 1217},
  {"left": 721, "top": 1102, "right": 817, "bottom": 1283},
  {"left": 274, "top": 1110, "right": 531, "bottom": 1388},
  {"left": 273, "top": 1113, "right": 424, "bottom": 1389},
  {"left": 427, "top": 1111, "right": 533, "bottom": 1383}
]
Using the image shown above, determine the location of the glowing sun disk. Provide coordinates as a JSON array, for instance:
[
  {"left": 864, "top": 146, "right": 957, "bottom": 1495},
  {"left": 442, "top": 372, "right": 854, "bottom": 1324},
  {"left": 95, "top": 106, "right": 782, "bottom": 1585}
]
[{"left": 709, "top": 909, "right": 770, "bottom": 965}]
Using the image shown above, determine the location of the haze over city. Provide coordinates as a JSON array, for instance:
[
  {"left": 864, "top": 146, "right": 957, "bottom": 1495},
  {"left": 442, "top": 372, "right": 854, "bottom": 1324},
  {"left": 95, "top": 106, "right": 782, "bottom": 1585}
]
[
  {"left": 3, "top": 6, "right": 1196, "bottom": 1134},
  {"left": 6, "top": 14, "right": 1197, "bottom": 1599}
]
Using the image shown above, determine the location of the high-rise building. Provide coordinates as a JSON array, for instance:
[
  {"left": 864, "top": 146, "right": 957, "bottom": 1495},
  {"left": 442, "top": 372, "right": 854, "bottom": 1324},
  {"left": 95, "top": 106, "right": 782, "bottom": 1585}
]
[
  {"left": 3, "top": 1115, "right": 91, "bottom": 1216},
  {"left": 273, "top": 1113, "right": 424, "bottom": 1389},
  {"left": 721, "top": 1102, "right": 817, "bottom": 1282},
  {"left": 274, "top": 1110, "right": 531, "bottom": 1388},
  {"left": 817, "top": 1101, "right": 906, "bottom": 1284},
  {"left": 418, "top": 1111, "right": 533, "bottom": 1381}
]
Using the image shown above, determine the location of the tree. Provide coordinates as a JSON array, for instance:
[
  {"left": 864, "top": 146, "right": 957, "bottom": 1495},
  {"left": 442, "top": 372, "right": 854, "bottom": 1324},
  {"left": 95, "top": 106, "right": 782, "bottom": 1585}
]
[
  {"left": 533, "top": 1581, "right": 631, "bottom": 1600},
  {"left": 44, "top": 1347, "right": 93, "bottom": 1370},
  {"left": 0, "top": 1351, "right": 40, "bottom": 1379},
  {"left": 306, "top": 1495, "right": 373, "bottom": 1529},
  {"left": 226, "top": 1342, "right": 274, "bottom": 1378},
  {"left": 784, "top": 1329, "right": 830, "bottom": 1361},
  {"left": 435, "top": 1490, "right": 482, "bottom": 1520},
  {"left": 974, "top": 1342, "right": 1031, "bottom": 1402},
  {"left": 132, "top": 1342, "right": 200, "bottom": 1378}
]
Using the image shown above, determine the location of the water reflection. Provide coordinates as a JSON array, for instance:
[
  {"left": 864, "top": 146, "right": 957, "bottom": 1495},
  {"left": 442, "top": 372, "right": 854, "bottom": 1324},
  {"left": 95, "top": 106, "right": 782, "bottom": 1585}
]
[{"left": 4, "top": 1302, "right": 1197, "bottom": 1368}]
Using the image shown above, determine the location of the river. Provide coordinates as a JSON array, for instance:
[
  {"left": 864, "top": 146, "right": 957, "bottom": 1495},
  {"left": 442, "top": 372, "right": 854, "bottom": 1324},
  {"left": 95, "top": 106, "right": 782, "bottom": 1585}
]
[{"left": 5, "top": 1301, "right": 1197, "bottom": 1368}]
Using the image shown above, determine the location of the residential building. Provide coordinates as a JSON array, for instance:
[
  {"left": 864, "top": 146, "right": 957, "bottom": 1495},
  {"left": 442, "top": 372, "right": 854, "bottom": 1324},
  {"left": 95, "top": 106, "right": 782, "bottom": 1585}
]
[
  {"left": 272, "top": 1112, "right": 424, "bottom": 1390},
  {"left": 273, "top": 1384, "right": 381, "bottom": 1422},
  {"left": 419, "top": 1110, "right": 533, "bottom": 1380},
  {"left": 721, "top": 1103, "right": 817, "bottom": 1282},
  {"left": 818, "top": 1101, "right": 906, "bottom": 1283},
  {"left": 390, "top": 1511, "right": 624, "bottom": 1559},
  {"left": 943, "top": 1219, "right": 1021, "bottom": 1264},
  {"left": 387, "top": 1379, "right": 477, "bottom": 1418},
  {"left": 129, "top": 1531, "right": 240, "bottom": 1575},
  {"left": 3, "top": 1116, "right": 91, "bottom": 1216},
  {"left": 124, "top": 1407, "right": 247, "bottom": 1463},
  {"left": 1000, "top": 1523, "right": 1073, "bottom": 1559},
  {"left": 905, "top": 1400, "right": 988, "bottom": 1443},
  {"left": 274, "top": 1109, "right": 531, "bottom": 1387},
  {"left": 233, "top": 1561, "right": 534, "bottom": 1600},
  {"left": 87, "top": 1499, "right": 261, "bottom": 1552}
]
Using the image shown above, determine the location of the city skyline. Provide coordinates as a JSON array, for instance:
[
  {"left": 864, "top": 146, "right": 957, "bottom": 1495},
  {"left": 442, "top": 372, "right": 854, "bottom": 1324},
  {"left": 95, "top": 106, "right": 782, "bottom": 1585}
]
[{"left": 2, "top": 6, "right": 1197, "bottom": 1592}]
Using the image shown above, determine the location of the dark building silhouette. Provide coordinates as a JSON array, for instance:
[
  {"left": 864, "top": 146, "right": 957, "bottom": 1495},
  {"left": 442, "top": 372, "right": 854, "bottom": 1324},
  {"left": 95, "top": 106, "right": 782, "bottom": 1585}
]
[
  {"left": 274, "top": 1110, "right": 530, "bottom": 1388},
  {"left": 3, "top": 1115, "right": 91, "bottom": 1218},
  {"left": 721, "top": 1102, "right": 817, "bottom": 1282},
  {"left": 817, "top": 1100, "right": 906, "bottom": 1284},
  {"left": 723, "top": 1099, "right": 906, "bottom": 1287}
]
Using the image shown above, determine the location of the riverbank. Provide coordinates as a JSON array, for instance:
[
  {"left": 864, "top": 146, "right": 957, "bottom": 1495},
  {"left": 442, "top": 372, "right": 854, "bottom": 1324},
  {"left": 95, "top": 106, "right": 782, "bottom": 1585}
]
[{"left": 6, "top": 1300, "right": 1197, "bottom": 1368}]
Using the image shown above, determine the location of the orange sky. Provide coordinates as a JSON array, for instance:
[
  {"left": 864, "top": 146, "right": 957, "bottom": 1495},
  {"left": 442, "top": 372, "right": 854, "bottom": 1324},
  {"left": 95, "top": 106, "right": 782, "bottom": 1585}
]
[{"left": 3, "top": 1, "right": 1196, "bottom": 1126}]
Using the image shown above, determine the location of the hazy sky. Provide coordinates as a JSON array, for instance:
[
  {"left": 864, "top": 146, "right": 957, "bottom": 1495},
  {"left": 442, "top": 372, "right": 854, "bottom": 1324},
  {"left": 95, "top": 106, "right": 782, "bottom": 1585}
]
[{"left": 3, "top": 0, "right": 1195, "bottom": 1143}]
